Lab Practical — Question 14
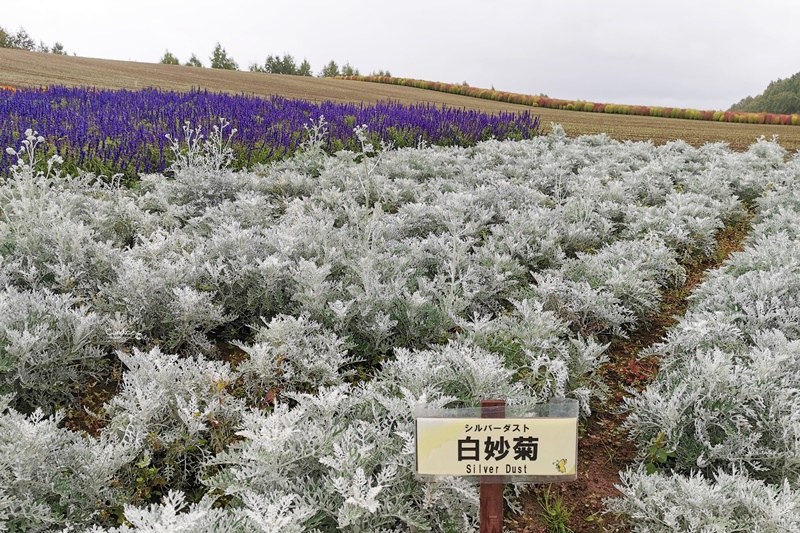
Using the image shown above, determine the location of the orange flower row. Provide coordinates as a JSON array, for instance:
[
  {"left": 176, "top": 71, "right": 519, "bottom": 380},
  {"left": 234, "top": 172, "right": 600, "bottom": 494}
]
[
  {"left": 338, "top": 76, "right": 800, "bottom": 127},
  {"left": 0, "top": 85, "right": 51, "bottom": 93}
]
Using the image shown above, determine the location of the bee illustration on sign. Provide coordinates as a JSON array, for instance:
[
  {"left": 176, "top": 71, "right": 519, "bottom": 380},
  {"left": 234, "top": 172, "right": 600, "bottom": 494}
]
[{"left": 553, "top": 458, "right": 568, "bottom": 473}]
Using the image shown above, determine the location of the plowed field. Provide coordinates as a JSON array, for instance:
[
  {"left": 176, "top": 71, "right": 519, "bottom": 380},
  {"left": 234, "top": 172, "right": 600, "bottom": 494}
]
[{"left": 3, "top": 48, "right": 799, "bottom": 152}]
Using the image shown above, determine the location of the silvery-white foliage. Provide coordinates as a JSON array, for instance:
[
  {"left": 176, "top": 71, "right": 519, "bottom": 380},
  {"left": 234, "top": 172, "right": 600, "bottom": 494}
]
[
  {"left": 82, "top": 181, "right": 164, "bottom": 249},
  {"left": 105, "top": 347, "right": 243, "bottom": 445},
  {"left": 679, "top": 183, "right": 800, "bottom": 345},
  {"left": 205, "top": 391, "right": 420, "bottom": 532},
  {"left": 166, "top": 118, "right": 238, "bottom": 177},
  {"left": 749, "top": 209, "right": 800, "bottom": 241},
  {"left": 237, "top": 491, "right": 319, "bottom": 533},
  {"left": 750, "top": 173, "right": 800, "bottom": 239},
  {"left": 670, "top": 140, "right": 775, "bottom": 206},
  {"left": 532, "top": 272, "right": 635, "bottom": 337},
  {"left": 376, "top": 339, "right": 527, "bottom": 406},
  {"left": 607, "top": 469, "right": 800, "bottom": 533},
  {"left": 456, "top": 299, "right": 608, "bottom": 415},
  {"left": 644, "top": 309, "right": 748, "bottom": 364},
  {"left": 234, "top": 314, "right": 355, "bottom": 398},
  {"left": 290, "top": 258, "right": 338, "bottom": 320},
  {"left": 79, "top": 490, "right": 248, "bottom": 533},
  {"left": 555, "top": 196, "right": 616, "bottom": 255},
  {"left": 547, "top": 236, "right": 684, "bottom": 327},
  {"left": 689, "top": 265, "right": 800, "bottom": 341},
  {"left": 485, "top": 206, "right": 566, "bottom": 271},
  {"left": 180, "top": 214, "right": 297, "bottom": 329},
  {"left": 0, "top": 286, "right": 121, "bottom": 411},
  {"left": 0, "top": 156, "right": 122, "bottom": 295},
  {"left": 283, "top": 115, "right": 330, "bottom": 179},
  {"left": 2, "top": 125, "right": 795, "bottom": 530},
  {"left": 623, "top": 337, "right": 800, "bottom": 483},
  {"left": 746, "top": 135, "right": 788, "bottom": 171},
  {"left": 205, "top": 340, "right": 526, "bottom": 532},
  {"left": 97, "top": 232, "right": 233, "bottom": 352},
  {"left": 721, "top": 232, "right": 800, "bottom": 277},
  {"left": 103, "top": 347, "right": 244, "bottom": 491},
  {"left": 0, "top": 395, "right": 133, "bottom": 532},
  {"left": 623, "top": 191, "right": 726, "bottom": 255},
  {"left": 616, "top": 158, "right": 800, "bottom": 525}
]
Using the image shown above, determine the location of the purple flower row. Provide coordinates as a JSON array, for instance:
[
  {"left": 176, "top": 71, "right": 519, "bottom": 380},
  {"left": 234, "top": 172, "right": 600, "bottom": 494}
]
[{"left": 0, "top": 86, "right": 540, "bottom": 179}]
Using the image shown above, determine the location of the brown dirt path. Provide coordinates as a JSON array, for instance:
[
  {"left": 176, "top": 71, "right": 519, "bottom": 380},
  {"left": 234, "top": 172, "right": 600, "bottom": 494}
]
[{"left": 508, "top": 215, "right": 753, "bottom": 532}]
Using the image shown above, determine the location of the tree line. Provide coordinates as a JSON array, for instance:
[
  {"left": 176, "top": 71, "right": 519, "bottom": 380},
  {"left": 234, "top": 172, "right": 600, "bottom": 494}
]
[
  {"left": 0, "top": 25, "right": 69, "bottom": 55},
  {"left": 729, "top": 70, "right": 800, "bottom": 115},
  {"left": 0, "top": 26, "right": 392, "bottom": 79},
  {"left": 160, "top": 44, "right": 391, "bottom": 78}
]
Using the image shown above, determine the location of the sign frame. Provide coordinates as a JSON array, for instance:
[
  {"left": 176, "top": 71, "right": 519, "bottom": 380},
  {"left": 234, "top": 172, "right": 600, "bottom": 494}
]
[{"left": 414, "top": 398, "right": 579, "bottom": 484}]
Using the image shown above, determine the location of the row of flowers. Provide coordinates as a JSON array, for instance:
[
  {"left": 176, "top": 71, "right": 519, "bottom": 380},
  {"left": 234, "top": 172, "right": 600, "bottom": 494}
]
[
  {"left": 0, "top": 85, "right": 540, "bottom": 180},
  {"left": 339, "top": 75, "right": 800, "bottom": 126}
]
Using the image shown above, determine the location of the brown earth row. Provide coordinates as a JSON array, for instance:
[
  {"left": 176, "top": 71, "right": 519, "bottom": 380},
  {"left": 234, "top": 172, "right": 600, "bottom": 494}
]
[{"left": 510, "top": 215, "right": 754, "bottom": 533}]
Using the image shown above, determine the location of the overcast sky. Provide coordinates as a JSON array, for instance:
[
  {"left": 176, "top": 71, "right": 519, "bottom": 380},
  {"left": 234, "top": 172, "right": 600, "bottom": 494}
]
[{"left": 4, "top": 0, "right": 799, "bottom": 111}]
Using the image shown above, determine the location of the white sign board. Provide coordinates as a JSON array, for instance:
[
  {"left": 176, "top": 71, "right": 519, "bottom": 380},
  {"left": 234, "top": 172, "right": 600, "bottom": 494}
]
[{"left": 415, "top": 400, "right": 578, "bottom": 482}]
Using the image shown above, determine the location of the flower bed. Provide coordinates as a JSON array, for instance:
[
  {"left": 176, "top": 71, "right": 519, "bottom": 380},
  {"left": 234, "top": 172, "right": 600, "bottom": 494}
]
[
  {"left": 612, "top": 141, "right": 800, "bottom": 530},
  {"left": 339, "top": 75, "right": 800, "bottom": 127},
  {"left": 0, "top": 123, "right": 790, "bottom": 530},
  {"left": 0, "top": 86, "right": 541, "bottom": 181}
]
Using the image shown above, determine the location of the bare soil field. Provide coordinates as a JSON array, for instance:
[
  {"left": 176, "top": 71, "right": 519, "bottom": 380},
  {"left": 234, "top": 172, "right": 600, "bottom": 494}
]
[{"left": 3, "top": 48, "right": 800, "bottom": 152}]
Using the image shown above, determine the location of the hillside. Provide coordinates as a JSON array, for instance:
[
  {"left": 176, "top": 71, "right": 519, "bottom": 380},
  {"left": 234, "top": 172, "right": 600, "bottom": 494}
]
[
  {"left": 730, "top": 70, "right": 800, "bottom": 114},
  {"left": 3, "top": 48, "right": 800, "bottom": 152},
  {"left": 0, "top": 48, "right": 530, "bottom": 112}
]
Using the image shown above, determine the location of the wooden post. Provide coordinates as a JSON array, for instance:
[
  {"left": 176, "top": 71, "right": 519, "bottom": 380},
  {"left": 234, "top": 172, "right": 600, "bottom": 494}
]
[{"left": 480, "top": 399, "right": 506, "bottom": 533}]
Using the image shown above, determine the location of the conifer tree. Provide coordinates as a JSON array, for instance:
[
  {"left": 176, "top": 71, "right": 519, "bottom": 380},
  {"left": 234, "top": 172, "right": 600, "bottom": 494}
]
[
  {"left": 210, "top": 42, "right": 238, "bottom": 70},
  {"left": 160, "top": 49, "right": 180, "bottom": 65}
]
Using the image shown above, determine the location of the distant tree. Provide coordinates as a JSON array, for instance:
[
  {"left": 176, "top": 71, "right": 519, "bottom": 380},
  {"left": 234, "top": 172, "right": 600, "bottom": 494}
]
[
  {"left": 269, "top": 54, "right": 294, "bottom": 74},
  {"left": 0, "top": 26, "right": 69, "bottom": 55},
  {"left": 258, "top": 55, "right": 277, "bottom": 73},
  {"left": 370, "top": 69, "right": 391, "bottom": 77},
  {"left": 281, "top": 54, "right": 299, "bottom": 74},
  {"left": 254, "top": 53, "right": 298, "bottom": 75},
  {"left": 319, "top": 60, "right": 340, "bottom": 77},
  {"left": 9, "top": 27, "right": 35, "bottom": 50},
  {"left": 340, "top": 62, "right": 360, "bottom": 76},
  {"left": 210, "top": 42, "right": 238, "bottom": 70},
  {"left": 185, "top": 54, "right": 203, "bottom": 67},
  {"left": 251, "top": 54, "right": 313, "bottom": 76},
  {"left": 160, "top": 50, "right": 180, "bottom": 65},
  {"left": 729, "top": 71, "right": 800, "bottom": 114},
  {"left": 730, "top": 95, "right": 754, "bottom": 110},
  {"left": 766, "top": 91, "right": 800, "bottom": 115},
  {"left": 297, "top": 58, "right": 313, "bottom": 77}
]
